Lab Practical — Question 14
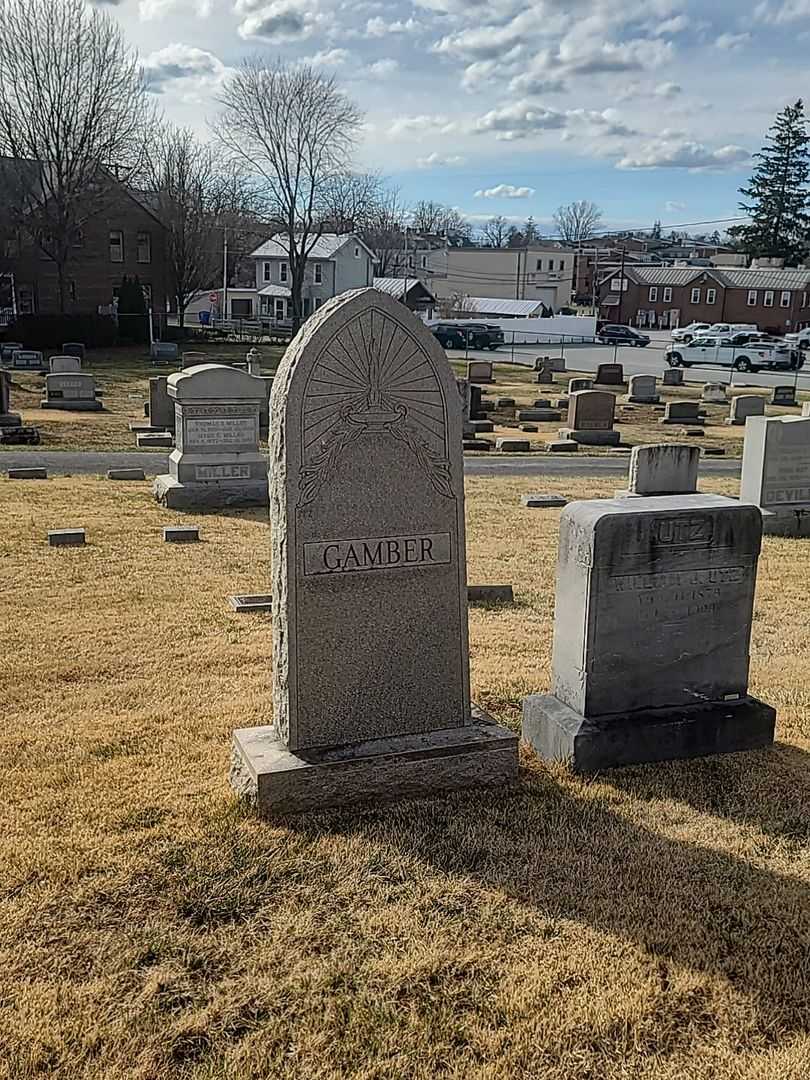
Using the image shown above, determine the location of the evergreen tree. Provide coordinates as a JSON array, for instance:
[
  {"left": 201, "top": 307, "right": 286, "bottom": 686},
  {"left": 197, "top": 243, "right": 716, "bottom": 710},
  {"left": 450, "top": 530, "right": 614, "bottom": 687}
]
[
  {"left": 650, "top": 219, "right": 662, "bottom": 240},
  {"left": 731, "top": 100, "right": 810, "bottom": 264}
]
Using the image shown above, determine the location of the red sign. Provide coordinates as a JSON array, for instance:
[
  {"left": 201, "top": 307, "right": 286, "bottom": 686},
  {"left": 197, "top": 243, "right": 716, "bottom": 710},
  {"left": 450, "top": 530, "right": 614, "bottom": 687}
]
[{"left": 209, "top": 292, "right": 219, "bottom": 303}]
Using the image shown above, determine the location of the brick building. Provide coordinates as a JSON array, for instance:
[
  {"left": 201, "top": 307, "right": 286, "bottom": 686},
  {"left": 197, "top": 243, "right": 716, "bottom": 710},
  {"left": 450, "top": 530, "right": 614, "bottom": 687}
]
[
  {"left": 599, "top": 265, "right": 810, "bottom": 333},
  {"left": 0, "top": 160, "right": 169, "bottom": 317}
]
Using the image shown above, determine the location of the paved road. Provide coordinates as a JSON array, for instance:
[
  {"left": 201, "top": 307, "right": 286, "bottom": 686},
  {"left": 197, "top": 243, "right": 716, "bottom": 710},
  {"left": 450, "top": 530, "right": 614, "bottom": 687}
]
[
  {"left": 0, "top": 449, "right": 742, "bottom": 479},
  {"left": 455, "top": 332, "right": 810, "bottom": 392}
]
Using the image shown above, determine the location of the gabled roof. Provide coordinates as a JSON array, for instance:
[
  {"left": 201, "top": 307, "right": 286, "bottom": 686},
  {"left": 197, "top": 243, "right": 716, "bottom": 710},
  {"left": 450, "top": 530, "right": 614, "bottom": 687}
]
[
  {"left": 463, "top": 296, "right": 548, "bottom": 316},
  {"left": 250, "top": 232, "right": 376, "bottom": 261},
  {"left": 716, "top": 268, "right": 810, "bottom": 290},
  {"left": 603, "top": 262, "right": 810, "bottom": 291},
  {"left": 373, "top": 277, "right": 436, "bottom": 302}
]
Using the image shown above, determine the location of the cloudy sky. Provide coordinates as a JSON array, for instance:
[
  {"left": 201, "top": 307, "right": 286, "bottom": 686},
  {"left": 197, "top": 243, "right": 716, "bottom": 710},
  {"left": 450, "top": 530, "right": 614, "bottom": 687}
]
[{"left": 99, "top": 0, "right": 809, "bottom": 233}]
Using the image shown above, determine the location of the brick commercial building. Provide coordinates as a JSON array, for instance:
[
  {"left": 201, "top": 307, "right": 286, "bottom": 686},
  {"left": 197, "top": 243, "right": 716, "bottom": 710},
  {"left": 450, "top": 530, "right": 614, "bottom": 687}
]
[
  {"left": 0, "top": 159, "right": 169, "bottom": 317},
  {"left": 599, "top": 265, "right": 810, "bottom": 333}
]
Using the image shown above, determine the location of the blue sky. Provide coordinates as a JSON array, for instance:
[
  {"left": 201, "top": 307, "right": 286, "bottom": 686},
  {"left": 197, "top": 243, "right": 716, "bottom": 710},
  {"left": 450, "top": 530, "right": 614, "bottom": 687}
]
[{"left": 96, "top": 0, "right": 810, "bottom": 235}]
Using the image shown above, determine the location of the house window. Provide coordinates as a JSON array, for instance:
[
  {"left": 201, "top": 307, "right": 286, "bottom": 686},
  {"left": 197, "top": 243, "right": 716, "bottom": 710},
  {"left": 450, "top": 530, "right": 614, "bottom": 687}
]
[
  {"left": 781, "top": 291, "right": 791, "bottom": 307},
  {"left": 536, "top": 259, "right": 542, "bottom": 271},
  {"left": 354, "top": 246, "right": 360, "bottom": 258},
  {"left": 263, "top": 262, "right": 271, "bottom": 282},
  {"left": 314, "top": 262, "right": 323, "bottom": 284},
  {"left": 275, "top": 298, "right": 286, "bottom": 320},
  {"left": 407, "top": 255, "right": 414, "bottom": 269},
  {"left": 690, "top": 288, "right": 701, "bottom": 304},
  {"left": 231, "top": 298, "right": 253, "bottom": 317},
  {"left": 421, "top": 255, "right": 427, "bottom": 269},
  {"left": 764, "top": 290, "right": 774, "bottom": 307},
  {"left": 109, "top": 230, "right": 123, "bottom": 263},
  {"left": 747, "top": 290, "right": 758, "bottom": 306},
  {"left": 280, "top": 262, "right": 288, "bottom": 283},
  {"left": 559, "top": 260, "right": 565, "bottom": 271},
  {"left": 315, "top": 297, "right": 324, "bottom": 309},
  {"left": 663, "top": 287, "right": 672, "bottom": 303},
  {"left": 137, "top": 231, "right": 151, "bottom": 264},
  {"left": 648, "top": 287, "right": 658, "bottom": 302},
  {"left": 706, "top": 288, "right": 717, "bottom": 304},
  {"left": 548, "top": 259, "right": 554, "bottom": 270}
]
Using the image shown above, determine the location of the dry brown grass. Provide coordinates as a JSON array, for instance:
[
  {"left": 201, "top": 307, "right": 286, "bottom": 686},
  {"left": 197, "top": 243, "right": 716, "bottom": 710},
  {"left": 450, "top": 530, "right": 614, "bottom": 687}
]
[
  {"left": 1, "top": 474, "right": 809, "bottom": 1080},
  {"left": 2, "top": 342, "right": 284, "bottom": 453}
]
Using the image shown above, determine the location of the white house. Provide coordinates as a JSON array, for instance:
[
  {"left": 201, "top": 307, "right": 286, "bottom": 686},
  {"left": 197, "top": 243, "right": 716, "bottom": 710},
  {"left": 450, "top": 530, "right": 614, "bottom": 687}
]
[{"left": 250, "top": 233, "right": 376, "bottom": 321}]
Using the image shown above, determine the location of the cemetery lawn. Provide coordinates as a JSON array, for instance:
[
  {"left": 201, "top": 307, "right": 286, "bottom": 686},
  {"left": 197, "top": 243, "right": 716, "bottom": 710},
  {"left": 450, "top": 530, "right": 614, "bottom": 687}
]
[
  {"left": 1, "top": 342, "right": 284, "bottom": 453},
  {"left": 2, "top": 473, "right": 809, "bottom": 1080}
]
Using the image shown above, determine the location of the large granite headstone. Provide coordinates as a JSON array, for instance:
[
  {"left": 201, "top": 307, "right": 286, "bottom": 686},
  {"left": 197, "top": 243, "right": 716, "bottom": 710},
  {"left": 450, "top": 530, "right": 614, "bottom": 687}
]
[
  {"left": 523, "top": 495, "right": 775, "bottom": 771},
  {"left": 12, "top": 350, "right": 45, "bottom": 371},
  {"left": 230, "top": 288, "right": 517, "bottom": 814},
  {"left": 41, "top": 373, "right": 102, "bottom": 411},
  {"left": 467, "top": 360, "right": 493, "bottom": 383},
  {"left": 148, "top": 376, "right": 176, "bottom": 431},
  {"left": 619, "top": 443, "right": 700, "bottom": 497},
  {"left": 727, "top": 395, "right": 765, "bottom": 426},
  {"left": 740, "top": 416, "right": 810, "bottom": 536},
  {"left": 703, "top": 382, "right": 727, "bottom": 404},
  {"left": 663, "top": 368, "right": 683, "bottom": 386},
  {"left": 626, "top": 374, "right": 659, "bottom": 404},
  {"left": 595, "top": 363, "right": 624, "bottom": 386},
  {"left": 661, "top": 401, "right": 700, "bottom": 425},
  {"left": 559, "top": 390, "right": 620, "bottom": 446},
  {"left": 153, "top": 364, "right": 268, "bottom": 509}
]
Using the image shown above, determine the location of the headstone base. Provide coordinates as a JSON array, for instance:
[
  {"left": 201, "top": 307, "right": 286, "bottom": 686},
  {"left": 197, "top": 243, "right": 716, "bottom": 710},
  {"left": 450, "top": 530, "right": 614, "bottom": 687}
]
[
  {"left": 760, "top": 506, "right": 810, "bottom": 536},
  {"left": 231, "top": 707, "right": 518, "bottom": 815},
  {"left": 627, "top": 395, "right": 660, "bottom": 405},
  {"left": 522, "top": 693, "right": 775, "bottom": 773},
  {"left": 40, "top": 399, "right": 103, "bottom": 412},
  {"left": 558, "top": 427, "right": 621, "bottom": 446},
  {"left": 0, "top": 413, "right": 22, "bottom": 428},
  {"left": 152, "top": 473, "right": 269, "bottom": 510}
]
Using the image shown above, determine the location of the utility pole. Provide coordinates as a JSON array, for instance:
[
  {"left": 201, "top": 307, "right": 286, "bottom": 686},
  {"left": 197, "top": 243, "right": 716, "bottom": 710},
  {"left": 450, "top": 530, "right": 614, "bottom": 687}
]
[
  {"left": 222, "top": 225, "right": 229, "bottom": 325},
  {"left": 617, "top": 245, "right": 626, "bottom": 324}
]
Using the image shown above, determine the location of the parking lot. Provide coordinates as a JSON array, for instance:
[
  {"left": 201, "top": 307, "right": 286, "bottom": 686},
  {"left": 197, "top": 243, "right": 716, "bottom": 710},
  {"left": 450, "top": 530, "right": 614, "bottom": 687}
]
[{"left": 451, "top": 330, "right": 810, "bottom": 392}]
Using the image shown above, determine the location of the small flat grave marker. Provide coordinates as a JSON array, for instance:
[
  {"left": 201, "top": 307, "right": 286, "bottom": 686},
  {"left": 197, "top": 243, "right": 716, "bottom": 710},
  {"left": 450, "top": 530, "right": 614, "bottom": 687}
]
[
  {"left": 163, "top": 526, "right": 201, "bottom": 543},
  {"left": 48, "top": 528, "right": 85, "bottom": 547}
]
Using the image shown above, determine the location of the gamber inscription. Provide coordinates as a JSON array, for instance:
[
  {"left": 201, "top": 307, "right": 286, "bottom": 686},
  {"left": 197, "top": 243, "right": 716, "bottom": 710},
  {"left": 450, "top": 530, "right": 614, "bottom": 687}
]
[{"left": 304, "top": 532, "right": 451, "bottom": 575}]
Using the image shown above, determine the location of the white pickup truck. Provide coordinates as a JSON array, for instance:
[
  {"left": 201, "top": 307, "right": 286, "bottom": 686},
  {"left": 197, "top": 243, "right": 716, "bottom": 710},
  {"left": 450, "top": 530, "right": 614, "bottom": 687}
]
[{"left": 666, "top": 334, "right": 803, "bottom": 372}]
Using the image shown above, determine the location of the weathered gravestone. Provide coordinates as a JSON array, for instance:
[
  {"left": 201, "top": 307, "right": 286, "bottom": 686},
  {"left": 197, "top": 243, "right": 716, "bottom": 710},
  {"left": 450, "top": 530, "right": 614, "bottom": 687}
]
[
  {"left": 703, "top": 382, "right": 727, "bottom": 404},
  {"left": 559, "top": 389, "right": 620, "bottom": 446},
  {"left": 568, "top": 378, "right": 593, "bottom": 394},
  {"left": 727, "top": 394, "right": 765, "bottom": 426},
  {"left": 663, "top": 368, "right": 683, "bottom": 386},
  {"left": 0, "top": 370, "right": 21, "bottom": 428},
  {"left": 49, "top": 355, "right": 81, "bottom": 374},
  {"left": 618, "top": 443, "right": 700, "bottom": 497},
  {"left": 740, "top": 416, "right": 810, "bottom": 536},
  {"left": 771, "top": 385, "right": 797, "bottom": 407},
  {"left": 181, "top": 351, "right": 207, "bottom": 369},
  {"left": 12, "top": 350, "right": 45, "bottom": 371},
  {"left": 469, "top": 384, "right": 486, "bottom": 419},
  {"left": 62, "top": 342, "right": 85, "bottom": 360},
  {"left": 467, "top": 359, "right": 493, "bottom": 383},
  {"left": 153, "top": 364, "right": 268, "bottom": 509},
  {"left": 146, "top": 376, "right": 176, "bottom": 431},
  {"left": 523, "top": 495, "right": 775, "bottom": 771},
  {"left": 150, "top": 341, "right": 178, "bottom": 364},
  {"left": 41, "top": 373, "right": 102, "bottom": 411},
  {"left": 246, "top": 348, "right": 261, "bottom": 377},
  {"left": 230, "top": 288, "right": 518, "bottom": 814},
  {"left": 804, "top": 402, "right": 810, "bottom": 418},
  {"left": 0, "top": 342, "right": 23, "bottom": 363},
  {"left": 661, "top": 401, "right": 701, "bottom": 425},
  {"left": 536, "top": 363, "right": 554, "bottom": 384},
  {"left": 595, "top": 363, "right": 624, "bottom": 386},
  {"left": 626, "top": 374, "right": 659, "bottom": 404}
]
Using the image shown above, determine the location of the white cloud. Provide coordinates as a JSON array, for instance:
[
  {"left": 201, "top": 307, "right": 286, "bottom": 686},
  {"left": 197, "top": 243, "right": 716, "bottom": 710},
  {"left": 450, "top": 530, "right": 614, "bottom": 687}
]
[
  {"left": 715, "top": 31, "right": 751, "bottom": 49},
  {"left": 142, "top": 43, "right": 227, "bottom": 94},
  {"left": 367, "top": 58, "right": 399, "bottom": 77},
  {"left": 389, "top": 114, "right": 458, "bottom": 137},
  {"left": 139, "top": 0, "right": 211, "bottom": 17},
  {"left": 475, "top": 101, "right": 566, "bottom": 141},
  {"left": 756, "top": 0, "right": 810, "bottom": 22},
  {"left": 365, "top": 15, "right": 421, "bottom": 36},
  {"left": 618, "top": 139, "right": 751, "bottom": 171},
  {"left": 665, "top": 200, "right": 687, "bottom": 212},
  {"left": 433, "top": 11, "right": 535, "bottom": 61},
  {"left": 302, "top": 47, "right": 350, "bottom": 66},
  {"left": 416, "top": 152, "right": 465, "bottom": 168},
  {"left": 654, "top": 81, "right": 682, "bottom": 97},
  {"left": 474, "top": 184, "right": 536, "bottom": 199},
  {"left": 235, "top": 0, "right": 320, "bottom": 41}
]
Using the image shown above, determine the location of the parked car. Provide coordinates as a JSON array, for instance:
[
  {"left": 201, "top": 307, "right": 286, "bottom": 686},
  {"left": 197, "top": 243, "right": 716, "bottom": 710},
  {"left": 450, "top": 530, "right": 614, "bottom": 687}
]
[
  {"left": 666, "top": 335, "right": 802, "bottom": 372},
  {"left": 785, "top": 327, "right": 810, "bottom": 348},
  {"left": 706, "top": 322, "right": 759, "bottom": 336},
  {"left": 670, "top": 322, "right": 711, "bottom": 344},
  {"left": 430, "top": 322, "right": 504, "bottom": 350},
  {"left": 597, "top": 324, "right": 651, "bottom": 347}
]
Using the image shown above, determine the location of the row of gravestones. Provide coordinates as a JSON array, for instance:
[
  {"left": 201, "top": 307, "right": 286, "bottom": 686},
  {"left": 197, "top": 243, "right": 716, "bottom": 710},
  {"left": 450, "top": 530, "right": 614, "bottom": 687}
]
[{"left": 216, "top": 289, "right": 787, "bottom": 816}]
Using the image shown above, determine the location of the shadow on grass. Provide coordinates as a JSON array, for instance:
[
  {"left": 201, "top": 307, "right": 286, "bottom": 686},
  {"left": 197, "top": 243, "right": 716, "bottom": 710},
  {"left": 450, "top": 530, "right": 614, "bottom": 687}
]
[{"left": 286, "top": 755, "right": 810, "bottom": 1038}]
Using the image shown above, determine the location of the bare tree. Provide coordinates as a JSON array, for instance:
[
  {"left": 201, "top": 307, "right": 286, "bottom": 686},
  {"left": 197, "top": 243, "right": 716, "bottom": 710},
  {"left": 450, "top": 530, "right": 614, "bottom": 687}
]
[
  {"left": 360, "top": 187, "right": 409, "bottom": 276},
  {"left": 216, "top": 60, "right": 362, "bottom": 329},
  {"left": 553, "top": 200, "right": 603, "bottom": 243},
  {"left": 411, "top": 200, "right": 471, "bottom": 246},
  {"left": 323, "top": 171, "right": 385, "bottom": 233},
  {"left": 481, "top": 215, "right": 510, "bottom": 248},
  {"left": 0, "top": 0, "right": 150, "bottom": 312},
  {"left": 145, "top": 125, "right": 251, "bottom": 326}
]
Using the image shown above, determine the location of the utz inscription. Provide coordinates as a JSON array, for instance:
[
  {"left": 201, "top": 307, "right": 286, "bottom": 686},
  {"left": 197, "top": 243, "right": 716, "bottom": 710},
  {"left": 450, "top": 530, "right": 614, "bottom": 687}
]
[{"left": 303, "top": 532, "right": 451, "bottom": 576}]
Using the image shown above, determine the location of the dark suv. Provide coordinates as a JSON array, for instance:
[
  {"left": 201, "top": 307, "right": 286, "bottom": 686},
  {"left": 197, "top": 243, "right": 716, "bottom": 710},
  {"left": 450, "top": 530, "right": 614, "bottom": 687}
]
[
  {"left": 597, "top": 324, "right": 651, "bottom": 347},
  {"left": 432, "top": 322, "right": 504, "bottom": 350}
]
